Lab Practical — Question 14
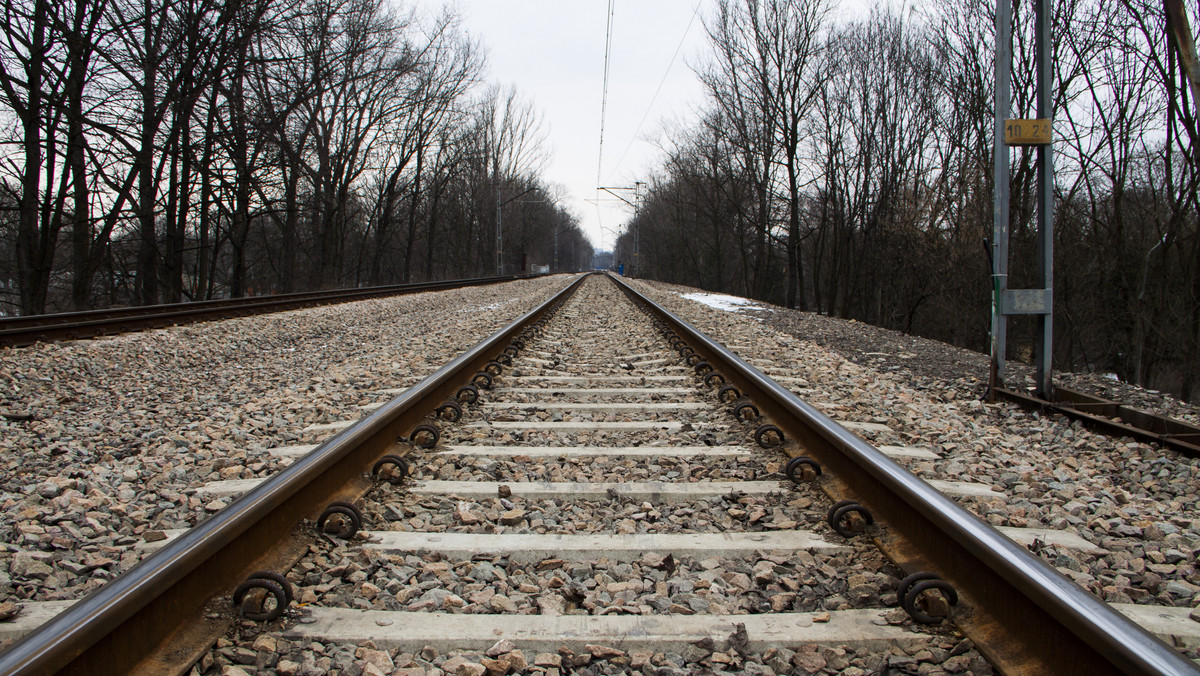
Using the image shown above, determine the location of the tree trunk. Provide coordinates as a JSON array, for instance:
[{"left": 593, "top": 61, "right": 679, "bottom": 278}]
[
  {"left": 197, "top": 95, "right": 218, "bottom": 299},
  {"left": 15, "top": 0, "right": 48, "bottom": 315},
  {"left": 163, "top": 122, "right": 182, "bottom": 303},
  {"left": 280, "top": 154, "right": 299, "bottom": 293},
  {"left": 784, "top": 144, "right": 807, "bottom": 310},
  {"left": 67, "top": 0, "right": 95, "bottom": 310},
  {"left": 175, "top": 106, "right": 193, "bottom": 299},
  {"left": 135, "top": 1, "right": 160, "bottom": 306},
  {"left": 401, "top": 142, "right": 425, "bottom": 283},
  {"left": 229, "top": 39, "right": 251, "bottom": 298},
  {"left": 423, "top": 178, "right": 445, "bottom": 281},
  {"left": 370, "top": 188, "right": 394, "bottom": 284}
]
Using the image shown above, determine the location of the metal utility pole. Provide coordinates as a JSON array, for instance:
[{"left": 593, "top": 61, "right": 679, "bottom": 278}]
[
  {"left": 598, "top": 182, "right": 645, "bottom": 275},
  {"left": 495, "top": 187, "right": 502, "bottom": 276},
  {"left": 633, "top": 181, "right": 644, "bottom": 275},
  {"left": 991, "top": 0, "right": 1055, "bottom": 399},
  {"left": 1033, "top": 0, "right": 1054, "bottom": 397}
]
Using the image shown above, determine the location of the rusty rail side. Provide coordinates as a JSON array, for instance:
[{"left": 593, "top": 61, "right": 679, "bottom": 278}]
[
  {"left": 609, "top": 274, "right": 1197, "bottom": 676},
  {"left": 0, "top": 274, "right": 545, "bottom": 348},
  {"left": 0, "top": 274, "right": 587, "bottom": 675}
]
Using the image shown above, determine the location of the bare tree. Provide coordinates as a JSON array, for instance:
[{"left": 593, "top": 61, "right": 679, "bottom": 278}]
[
  {"left": 703, "top": 0, "right": 830, "bottom": 309},
  {"left": 0, "top": 0, "right": 574, "bottom": 316},
  {"left": 0, "top": 0, "right": 63, "bottom": 314}
]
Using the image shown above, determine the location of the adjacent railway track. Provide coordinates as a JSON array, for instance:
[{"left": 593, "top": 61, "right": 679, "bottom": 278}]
[
  {"left": 0, "top": 273, "right": 1196, "bottom": 675},
  {"left": 0, "top": 274, "right": 540, "bottom": 349},
  {"left": 993, "top": 386, "right": 1200, "bottom": 458}
]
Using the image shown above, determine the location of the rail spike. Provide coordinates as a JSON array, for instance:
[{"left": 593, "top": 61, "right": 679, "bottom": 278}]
[
  {"left": 409, "top": 423, "right": 440, "bottom": 448},
  {"left": 897, "top": 572, "right": 958, "bottom": 624},
  {"left": 316, "top": 501, "right": 363, "bottom": 539},
  {"left": 372, "top": 454, "right": 410, "bottom": 485},
  {"left": 827, "top": 500, "right": 874, "bottom": 537},
  {"left": 232, "top": 571, "right": 293, "bottom": 622},
  {"left": 783, "top": 456, "right": 821, "bottom": 483}
]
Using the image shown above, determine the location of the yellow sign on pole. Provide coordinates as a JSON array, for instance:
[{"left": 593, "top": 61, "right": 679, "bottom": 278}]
[{"left": 1004, "top": 118, "right": 1052, "bottom": 146}]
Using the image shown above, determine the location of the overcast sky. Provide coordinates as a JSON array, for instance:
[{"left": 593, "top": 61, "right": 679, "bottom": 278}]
[{"left": 417, "top": 1, "right": 874, "bottom": 251}]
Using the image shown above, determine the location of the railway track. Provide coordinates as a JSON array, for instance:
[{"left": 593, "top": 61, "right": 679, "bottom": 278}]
[
  {"left": 0, "top": 274, "right": 539, "bottom": 349},
  {"left": 0, "top": 273, "right": 1196, "bottom": 675},
  {"left": 993, "top": 386, "right": 1200, "bottom": 458}
]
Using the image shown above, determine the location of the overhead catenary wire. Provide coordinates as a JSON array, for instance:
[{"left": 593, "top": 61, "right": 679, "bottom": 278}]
[
  {"left": 607, "top": 1, "right": 703, "bottom": 182},
  {"left": 596, "top": 0, "right": 616, "bottom": 189}
]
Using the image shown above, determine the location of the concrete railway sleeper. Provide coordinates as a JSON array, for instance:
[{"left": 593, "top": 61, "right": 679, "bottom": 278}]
[{"left": 0, "top": 272, "right": 1196, "bottom": 675}]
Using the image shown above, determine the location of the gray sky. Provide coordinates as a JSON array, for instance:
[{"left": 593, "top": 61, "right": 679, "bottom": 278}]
[{"left": 421, "top": 1, "right": 873, "bottom": 251}]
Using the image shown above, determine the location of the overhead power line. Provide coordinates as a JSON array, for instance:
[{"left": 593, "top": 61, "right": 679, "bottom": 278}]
[
  {"left": 608, "top": 1, "right": 703, "bottom": 182},
  {"left": 596, "top": 0, "right": 616, "bottom": 188}
]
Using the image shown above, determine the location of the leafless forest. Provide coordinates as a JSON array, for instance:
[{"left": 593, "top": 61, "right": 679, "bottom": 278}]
[
  {"left": 2, "top": 0, "right": 1198, "bottom": 402},
  {"left": 0, "top": 0, "right": 592, "bottom": 316},
  {"left": 616, "top": 0, "right": 1200, "bottom": 402}
]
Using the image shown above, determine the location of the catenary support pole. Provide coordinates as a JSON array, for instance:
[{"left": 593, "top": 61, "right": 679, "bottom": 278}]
[
  {"left": 991, "top": 0, "right": 1012, "bottom": 390},
  {"left": 1034, "top": 0, "right": 1054, "bottom": 397}
]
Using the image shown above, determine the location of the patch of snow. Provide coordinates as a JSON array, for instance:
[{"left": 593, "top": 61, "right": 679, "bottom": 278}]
[{"left": 680, "top": 292, "right": 773, "bottom": 315}]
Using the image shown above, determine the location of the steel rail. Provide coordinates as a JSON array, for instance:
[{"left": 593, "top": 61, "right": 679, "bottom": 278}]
[
  {"left": 0, "top": 274, "right": 542, "bottom": 348},
  {"left": 0, "top": 273, "right": 588, "bottom": 675},
  {"left": 609, "top": 274, "right": 1198, "bottom": 676}
]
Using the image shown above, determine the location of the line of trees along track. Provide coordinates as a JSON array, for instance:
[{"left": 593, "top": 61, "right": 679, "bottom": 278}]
[
  {"left": 0, "top": 0, "right": 592, "bottom": 317},
  {"left": 617, "top": 0, "right": 1200, "bottom": 403}
]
